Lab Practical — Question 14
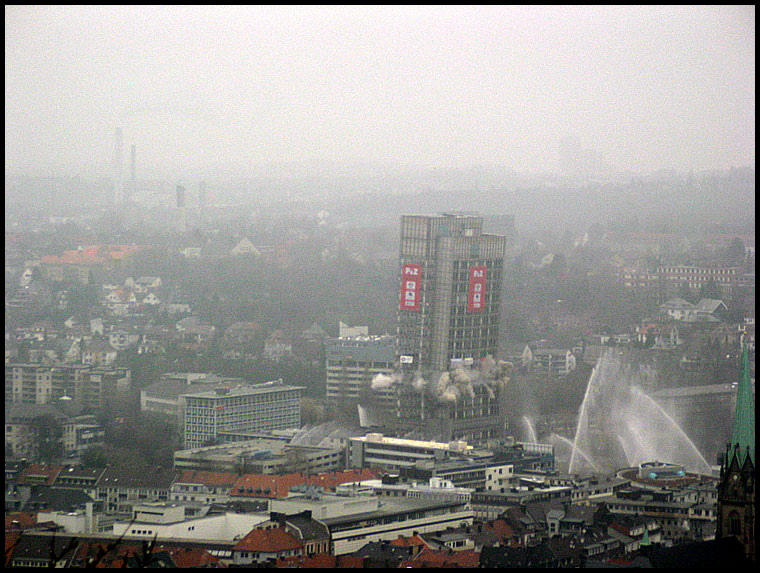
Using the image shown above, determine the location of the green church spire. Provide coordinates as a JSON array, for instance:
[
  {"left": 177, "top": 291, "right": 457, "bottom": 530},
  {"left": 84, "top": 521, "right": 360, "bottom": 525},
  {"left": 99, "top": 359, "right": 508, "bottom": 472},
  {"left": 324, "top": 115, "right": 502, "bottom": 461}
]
[{"left": 729, "top": 341, "right": 755, "bottom": 467}]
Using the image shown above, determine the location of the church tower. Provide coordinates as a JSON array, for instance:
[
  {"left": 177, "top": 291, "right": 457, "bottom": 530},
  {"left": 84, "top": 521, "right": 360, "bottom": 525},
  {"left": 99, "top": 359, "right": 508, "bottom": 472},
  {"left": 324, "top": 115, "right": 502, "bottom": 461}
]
[{"left": 716, "top": 341, "right": 755, "bottom": 561}]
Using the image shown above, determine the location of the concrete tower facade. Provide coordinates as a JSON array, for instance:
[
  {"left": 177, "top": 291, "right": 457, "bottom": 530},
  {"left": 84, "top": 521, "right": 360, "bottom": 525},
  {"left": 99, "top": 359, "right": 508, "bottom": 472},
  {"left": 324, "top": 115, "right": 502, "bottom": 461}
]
[{"left": 396, "top": 213, "right": 506, "bottom": 373}]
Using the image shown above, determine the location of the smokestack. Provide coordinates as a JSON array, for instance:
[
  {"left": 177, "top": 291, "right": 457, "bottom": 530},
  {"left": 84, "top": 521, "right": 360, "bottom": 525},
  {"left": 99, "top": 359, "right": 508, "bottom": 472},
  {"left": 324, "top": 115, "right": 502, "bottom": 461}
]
[
  {"left": 198, "top": 180, "right": 206, "bottom": 209},
  {"left": 112, "top": 127, "right": 124, "bottom": 204},
  {"left": 176, "top": 184, "right": 187, "bottom": 233},
  {"left": 130, "top": 144, "right": 136, "bottom": 182},
  {"left": 176, "top": 185, "right": 186, "bottom": 208}
]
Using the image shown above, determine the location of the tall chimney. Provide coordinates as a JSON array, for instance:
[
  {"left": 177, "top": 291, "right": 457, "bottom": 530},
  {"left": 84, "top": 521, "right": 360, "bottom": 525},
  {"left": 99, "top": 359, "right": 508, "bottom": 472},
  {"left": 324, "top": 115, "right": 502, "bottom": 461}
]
[
  {"left": 112, "top": 127, "right": 124, "bottom": 204},
  {"left": 130, "top": 144, "right": 136, "bottom": 182}
]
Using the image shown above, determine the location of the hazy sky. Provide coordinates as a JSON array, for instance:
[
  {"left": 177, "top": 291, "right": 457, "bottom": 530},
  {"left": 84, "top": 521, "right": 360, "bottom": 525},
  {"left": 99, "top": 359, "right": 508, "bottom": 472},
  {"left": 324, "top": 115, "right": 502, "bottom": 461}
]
[{"left": 5, "top": 5, "right": 755, "bottom": 179}]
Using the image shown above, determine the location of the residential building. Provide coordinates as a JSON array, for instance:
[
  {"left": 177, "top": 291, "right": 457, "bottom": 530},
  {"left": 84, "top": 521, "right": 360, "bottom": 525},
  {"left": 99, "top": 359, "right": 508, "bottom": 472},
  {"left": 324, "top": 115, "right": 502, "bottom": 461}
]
[
  {"left": 220, "top": 322, "right": 265, "bottom": 360},
  {"left": 636, "top": 321, "right": 682, "bottom": 349},
  {"left": 266, "top": 510, "right": 331, "bottom": 557},
  {"left": 231, "top": 526, "right": 302, "bottom": 565},
  {"left": 263, "top": 330, "right": 293, "bottom": 361},
  {"left": 94, "top": 465, "right": 179, "bottom": 518},
  {"left": 5, "top": 403, "right": 70, "bottom": 461},
  {"left": 169, "top": 470, "right": 239, "bottom": 504},
  {"left": 5, "top": 362, "right": 130, "bottom": 411},
  {"left": 659, "top": 298, "right": 728, "bottom": 323}
]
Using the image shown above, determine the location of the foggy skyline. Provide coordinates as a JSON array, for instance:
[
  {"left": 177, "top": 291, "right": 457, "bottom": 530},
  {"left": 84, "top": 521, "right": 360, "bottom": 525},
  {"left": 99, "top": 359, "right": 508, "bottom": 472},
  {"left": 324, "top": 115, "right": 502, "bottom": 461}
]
[{"left": 5, "top": 5, "right": 755, "bottom": 180}]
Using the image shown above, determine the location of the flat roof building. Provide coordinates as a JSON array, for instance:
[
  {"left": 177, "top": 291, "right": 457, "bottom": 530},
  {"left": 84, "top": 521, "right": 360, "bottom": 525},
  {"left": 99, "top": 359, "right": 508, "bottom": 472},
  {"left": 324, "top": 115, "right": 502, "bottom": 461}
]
[
  {"left": 325, "top": 335, "right": 396, "bottom": 419},
  {"left": 269, "top": 489, "right": 473, "bottom": 555},
  {"left": 182, "top": 381, "right": 304, "bottom": 449}
]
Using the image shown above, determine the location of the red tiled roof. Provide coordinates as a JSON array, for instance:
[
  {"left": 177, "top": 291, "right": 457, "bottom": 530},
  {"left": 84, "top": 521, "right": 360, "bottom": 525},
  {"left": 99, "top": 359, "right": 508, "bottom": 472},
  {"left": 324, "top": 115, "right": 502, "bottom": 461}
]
[
  {"left": 277, "top": 554, "right": 365, "bottom": 568},
  {"left": 18, "top": 464, "right": 64, "bottom": 485},
  {"left": 176, "top": 470, "right": 238, "bottom": 488},
  {"left": 233, "top": 527, "right": 302, "bottom": 553},
  {"left": 5, "top": 512, "right": 38, "bottom": 531},
  {"left": 75, "top": 542, "right": 143, "bottom": 568},
  {"left": 157, "top": 545, "right": 224, "bottom": 568},
  {"left": 232, "top": 468, "right": 381, "bottom": 499},
  {"left": 304, "top": 468, "right": 380, "bottom": 491},
  {"left": 485, "top": 518, "right": 517, "bottom": 543},
  {"left": 390, "top": 534, "right": 429, "bottom": 548},
  {"left": 40, "top": 244, "right": 147, "bottom": 266},
  {"left": 638, "top": 322, "right": 673, "bottom": 335},
  {"left": 402, "top": 547, "right": 480, "bottom": 568}
]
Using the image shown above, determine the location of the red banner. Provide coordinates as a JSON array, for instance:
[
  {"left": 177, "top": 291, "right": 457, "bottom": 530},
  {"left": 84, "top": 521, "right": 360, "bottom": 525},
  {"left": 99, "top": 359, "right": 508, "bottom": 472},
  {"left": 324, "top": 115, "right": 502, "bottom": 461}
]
[
  {"left": 400, "top": 263, "right": 422, "bottom": 311},
  {"left": 468, "top": 266, "right": 487, "bottom": 313}
]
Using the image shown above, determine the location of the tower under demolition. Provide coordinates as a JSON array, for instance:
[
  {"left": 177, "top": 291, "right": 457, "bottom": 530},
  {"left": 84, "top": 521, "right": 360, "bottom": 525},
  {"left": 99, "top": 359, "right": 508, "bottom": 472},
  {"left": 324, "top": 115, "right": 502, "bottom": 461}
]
[
  {"left": 392, "top": 356, "right": 511, "bottom": 444},
  {"left": 396, "top": 213, "right": 505, "bottom": 372},
  {"left": 352, "top": 213, "right": 510, "bottom": 445}
]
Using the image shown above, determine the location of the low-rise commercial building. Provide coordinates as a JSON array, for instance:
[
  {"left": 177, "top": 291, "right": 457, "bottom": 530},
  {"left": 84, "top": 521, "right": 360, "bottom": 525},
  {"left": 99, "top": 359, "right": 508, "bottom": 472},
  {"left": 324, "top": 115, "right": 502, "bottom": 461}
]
[
  {"left": 269, "top": 488, "right": 474, "bottom": 555},
  {"left": 173, "top": 438, "right": 343, "bottom": 475},
  {"left": 346, "top": 432, "right": 478, "bottom": 473}
]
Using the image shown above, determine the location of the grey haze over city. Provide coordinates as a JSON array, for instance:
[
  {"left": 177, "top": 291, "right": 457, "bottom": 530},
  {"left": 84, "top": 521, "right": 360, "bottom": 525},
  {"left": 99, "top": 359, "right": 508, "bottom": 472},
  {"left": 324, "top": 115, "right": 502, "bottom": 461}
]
[
  {"left": 4, "top": 6, "right": 756, "bottom": 566},
  {"left": 5, "top": 5, "right": 755, "bottom": 179}
]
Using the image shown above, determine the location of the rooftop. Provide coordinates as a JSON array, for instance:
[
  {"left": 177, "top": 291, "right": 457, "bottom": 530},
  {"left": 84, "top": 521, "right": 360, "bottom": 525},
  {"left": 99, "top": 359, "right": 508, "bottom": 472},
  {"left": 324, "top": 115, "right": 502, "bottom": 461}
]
[
  {"left": 351, "top": 433, "right": 473, "bottom": 452},
  {"left": 182, "top": 381, "right": 305, "bottom": 399},
  {"left": 232, "top": 526, "right": 301, "bottom": 552}
]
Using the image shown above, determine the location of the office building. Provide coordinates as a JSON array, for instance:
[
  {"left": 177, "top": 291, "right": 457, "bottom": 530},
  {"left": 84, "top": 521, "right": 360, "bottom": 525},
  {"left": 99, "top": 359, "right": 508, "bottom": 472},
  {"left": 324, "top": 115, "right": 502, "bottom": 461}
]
[
  {"left": 397, "top": 213, "right": 506, "bottom": 372},
  {"left": 325, "top": 334, "right": 396, "bottom": 421},
  {"left": 182, "top": 381, "right": 304, "bottom": 449}
]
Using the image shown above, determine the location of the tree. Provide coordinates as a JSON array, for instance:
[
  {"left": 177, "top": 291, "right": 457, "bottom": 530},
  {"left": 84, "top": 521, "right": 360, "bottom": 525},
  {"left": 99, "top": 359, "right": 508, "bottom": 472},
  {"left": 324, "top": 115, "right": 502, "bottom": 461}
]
[
  {"left": 678, "top": 283, "right": 697, "bottom": 304},
  {"left": 81, "top": 445, "right": 110, "bottom": 468},
  {"left": 30, "top": 414, "right": 64, "bottom": 464},
  {"left": 699, "top": 279, "right": 721, "bottom": 301},
  {"left": 724, "top": 237, "right": 746, "bottom": 266}
]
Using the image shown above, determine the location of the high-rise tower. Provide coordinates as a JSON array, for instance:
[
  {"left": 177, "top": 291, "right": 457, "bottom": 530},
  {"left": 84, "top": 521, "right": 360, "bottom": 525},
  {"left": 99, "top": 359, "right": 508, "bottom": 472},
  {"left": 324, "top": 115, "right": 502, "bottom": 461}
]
[{"left": 396, "top": 213, "right": 506, "bottom": 373}]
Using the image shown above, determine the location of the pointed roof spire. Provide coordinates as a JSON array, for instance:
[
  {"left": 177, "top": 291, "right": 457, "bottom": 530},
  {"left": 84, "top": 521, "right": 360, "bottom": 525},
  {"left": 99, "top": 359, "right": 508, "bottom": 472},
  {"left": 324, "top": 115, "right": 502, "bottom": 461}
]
[
  {"left": 640, "top": 528, "right": 651, "bottom": 547},
  {"left": 729, "top": 340, "right": 755, "bottom": 468}
]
